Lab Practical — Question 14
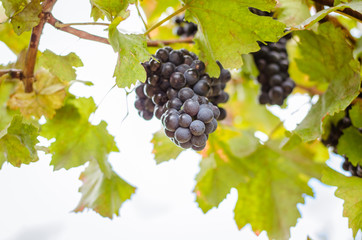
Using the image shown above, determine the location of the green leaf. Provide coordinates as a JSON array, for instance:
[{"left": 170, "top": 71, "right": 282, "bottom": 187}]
[
  {"left": 291, "top": 23, "right": 361, "bottom": 142},
  {"left": 37, "top": 50, "right": 84, "bottom": 82},
  {"left": 0, "top": 79, "right": 17, "bottom": 130},
  {"left": 194, "top": 127, "right": 257, "bottom": 212},
  {"left": 234, "top": 140, "right": 327, "bottom": 240},
  {"left": 0, "top": 22, "right": 31, "bottom": 54},
  {"left": 90, "top": 4, "right": 105, "bottom": 21},
  {"left": 277, "top": 0, "right": 311, "bottom": 26},
  {"left": 108, "top": 26, "right": 150, "bottom": 88},
  {"left": 90, "top": 0, "right": 133, "bottom": 21},
  {"left": 0, "top": 115, "right": 39, "bottom": 169},
  {"left": 182, "top": 0, "right": 286, "bottom": 76},
  {"left": 337, "top": 127, "right": 362, "bottom": 167},
  {"left": 350, "top": 101, "right": 362, "bottom": 128},
  {"left": 8, "top": 68, "right": 67, "bottom": 119},
  {"left": 11, "top": 0, "right": 41, "bottom": 35},
  {"left": 74, "top": 161, "right": 136, "bottom": 218},
  {"left": 0, "top": 0, "right": 27, "bottom": 17},
  {"left": 322, "top": 169, "right": 362, "bottom": 238},
  {"left": 151, "top": 130, "right": 184, "bottom": 164},
  {"left": 41, "top": 97, "right": 119, "bottom": 173}
]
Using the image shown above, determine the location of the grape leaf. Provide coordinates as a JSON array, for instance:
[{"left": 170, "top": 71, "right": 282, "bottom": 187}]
[
  {"left": 74, "top": 161, "right": 136, "bottom": 218},
  {"left": 234, "top": 140, "right": 327, "bottom": 240},
  {"left": 0, "top": 0, "right": 27, "bottom": 18},
  {"left": 337, "top": 127, "right": 362, "bottom": 167},
  {"left": 350, "top": 101, "right": 362, "bottom": 128},
  {"left": 140, "top": 0, "right": 180, "bottom": 24},
  {"left": 151, "top": 130, "right": 184, "bottom": 164},
  {"left": 11, "top": 0, "right": 41, "bottom": 35},
  {"left": 108, "top": 24, "right": 150, "bottom": 88},
  {"left": 0, "top": 115, "right": 39, "bottom": 169},
  {"left": 291, "top": 23, "right": 361, "bottom": 142},
  {"left": 90, "top": 0, "right": 134, "bottom": 21},
  {"left": 37, "top": 50, "right": 84, "bottom": 82},
  {"left": 41, "top": 97, "right": 119, "bottom": 174},
  {"left": 194, "top": 127, "right": 257, "bottom": 212},
  {"left": 322, "top": 169, "right": 362, "bottom": 238},
  {"left": 8, "top": 68, "right": 67, "bottom": 119},
  {"left": 0, "top": 22, "right": 31, "bottom": 54},
  {"left": 182, "top": 0, "right": 286, "bottom": 76},
  {"left": 90, "top": 4, "right": 105, "bottom": 21},
  {"left": 0, "top": 79, "right": 17, "bottom": 130},
  {"left": 277, "top": 0, "right": 311, "bottom": 26}
]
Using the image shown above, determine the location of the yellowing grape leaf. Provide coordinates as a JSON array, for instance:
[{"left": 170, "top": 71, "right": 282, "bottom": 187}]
[
  {"left": 108, "top": 24, "right": 150, "bottom": 88},
  {"left": 90, "top": 0, "right": 134, "bottom": 21},
  {"left": 37, "top": 50, "right": 83, "bottom": 82},
  {"left": 151, "top": 130, "right": 184, "bottom": 164},
  {"left": 0, "top": 22, "right": 31, "bottom": 54},
  {"left": 0, "top": 115, "right": 39, "bottom": 169},
  {"left": 195, "top": 127, "right": 256, "bottom": 212},
  {"left": 8, "top": 68, "right": 67, "bottom": 119},
  {"left": 337, "top": 127, "right": 362, "bottom": 167},
  {"left": 140, "top": 0, "right": 180, "bottom": 24},
  {"left": 74, "top": 161, "right": 136, "bottom": 218},
  {"left": 0, "top": 78, "right": 17, "bottom": 130},
  {"left": 10, "top": 0, "right": 41, "bottom": 35},
  {"left": 182, "top": 0, "right": 286, "bottom": 76},
  {"left": 322, "top": 169, "right": 362, "bottom": 238},
  {"left": 41, "top": 97, "right": 118, "bottom": 174},
  {"left": 234, "top": 140, "right": 327, "bottom": 240},
  {"left": 291, "top": 23, "right": 361, "bottom": 142}
]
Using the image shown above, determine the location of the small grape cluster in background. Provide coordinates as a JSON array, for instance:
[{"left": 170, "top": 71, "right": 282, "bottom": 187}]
[
  {"left": 173, "top": 15, "right": 198, "bottom": 37},
  {"left": 322, "top": 98, "right": 362, "bottom": 178},
  {"left": 249, "top": 8, "right": 295, "bottom": 106},
  {"left": 134, "top": 47, "right": 231, "bottom": 150}
]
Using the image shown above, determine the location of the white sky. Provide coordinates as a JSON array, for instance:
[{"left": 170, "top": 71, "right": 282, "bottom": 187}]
[{"left": 0, "top": 1, "right": 360, "bottom": 239}]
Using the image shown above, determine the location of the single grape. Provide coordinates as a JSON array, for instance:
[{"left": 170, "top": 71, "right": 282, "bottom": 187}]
[
  {"left": 175, "top": 127, "right": 192, "bottom": 143},
  {"left": 167, "top": 88, "right": 178, "bottom": 100},
  {"left": 165, "top": 113, "right": 179, "bottom": 131},
  {"left": 135, "top": 84, "right": 146, "bottom": 98},
  {"left": 179, "top": 113, "right": 192, "bottom": 128},
  {"left": 183, "top": 99, "right": 200, "bottom": 117},
  {"left": 189, "top": 120, "right": 205, "bottom": 136},
  {"left": 175, "top": 64, "right": 190, "bottom": 74},
  {"left": 191, "top": 134, "right": 207, "bottom": 147},
  {"left": 155, "top": 48, "right": 169, "bottom": 63},
  {"left": 165, "top": 128, "right": 175, "bottom": 138},
  {"left": 161, "top": 62, "right": 176, "bottom": 78},
  {"left": 170, "top": 72, "right": 186, "bottom": 89},
  {"left": 197, "top": 108, "right": 214, "bottom": 123},
  {"left": 178, "top": 87, "right": 194, "bottom": 102},
  {"left": 179, "top": 140, "right": 193, "bottom": 149},
  {"left": 218, "top": 107, "right": 227, "bottom": 120},
  {"left": 169, "top": 50, "right": 184, "bottom": 66},
  {"left": 193, "top": 80, "right": 210, "bottom": 96},
  {"left": 184, "top": 69, "right": 199, "bottom": 86},
  {"left": 184, "top": 55, "right": 194, "bottom": 65},
  {"left": 191, "top": 60, "right": 206, "bottom": 75}
]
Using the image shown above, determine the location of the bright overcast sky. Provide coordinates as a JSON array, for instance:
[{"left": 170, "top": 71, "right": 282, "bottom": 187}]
[{"left": 0, "top": 1, "right": 359, "bottom": 240}]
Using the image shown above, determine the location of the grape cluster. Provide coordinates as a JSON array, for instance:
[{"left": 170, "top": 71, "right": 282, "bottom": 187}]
[
  {"left": 252, "top": 37, "right": 295, "bottom": 105},
  {"left": 249, "top": 7, "right": 295, "bottom": 106},
  {"left": 322, "top": 102, "right": 362, "bottom": 178},
  {"left": 173, "top": 15, "right": 198, "bottom": 37},
  {"left": 134, "top": 47, "right": 231, "bottom": 150}
]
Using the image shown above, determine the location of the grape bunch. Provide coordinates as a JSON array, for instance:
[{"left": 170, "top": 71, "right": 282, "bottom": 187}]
[
  {"left": 173, "top": 15, "right": 198, "bottom": 38},
  {"left": 322, "top": 102, "right": 362, "bottom": 178},
  {"left": 252, "top": 37, "right": 295, "bottom": 105},
  {"left": 134, "top": 47, "right": 231, "bottom": 150},
  {"left": 249, "top": 8, "right": 295, "bottom": 106}
]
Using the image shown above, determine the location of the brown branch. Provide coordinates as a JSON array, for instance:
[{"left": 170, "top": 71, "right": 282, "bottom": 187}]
[
  {"left": 0, "top": 69, "right": 23, "bottom": 79},
  {"left": 47, "top": 14, "right": 194, "bottom": 47},
  {"left": 312, "top": 0, "right": 362, "bottom": 22},
  {"left": 23, "top": 0, "right": 57, "bottom": 93},
  {"left": 296, "top": 84, "right": 324, "bottom": 95}
]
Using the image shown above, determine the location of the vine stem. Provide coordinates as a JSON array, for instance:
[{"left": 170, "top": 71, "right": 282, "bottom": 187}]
[
  {"left": 312, "top": 0, "right": 362, "bottom": 22},
  {"left": 135, "top": 0, "right": 148, "bottom": 32},
  {"left": 47, "top": 14, "right": 194, "bottom": 46},
  {"left": 23, "top": 0, "right": 58, "bottom": 93},
  {"left": 54, "top": 22, "right": 110, "bottom": 28},
  {"left": 144, "top": 5, "right": 188, "bottom": 36},
  {"left": 0, "top": 69, "right": 23, "bottom": 79}
]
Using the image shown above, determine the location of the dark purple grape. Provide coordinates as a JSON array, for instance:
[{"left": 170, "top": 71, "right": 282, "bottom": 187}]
[
  {"left": 175, "top": 127, "right": 192, "bottom": 143},
  {"left": 197, "top": 108, "right": 214, "bottom": 123},
  {"left": 193, "top": 80, "right": 210, "bottom": 96},
  {"left": 166, "top": 98, "right": 183, "bottom": 110},
  {"left": 179, "top": 113, "right": 192, "bottom": 127},
  {"left": 152, "top": 92, "right": 168, "bottom": 105},
  {"left": 191, "top": 134, "right": 207, "bottom": 147},
  {"left": 155, "top": 48, "right": 169, "bottom": 62},
  {"left": 135, "top": 84, "right": 146, "bottom": 98},
  {"left": 183, "top": 99, "right": 200, "bottom": 117},
  {"left": 134, "top": 99, "right": 144, "bottom": 110},
  {"left": 159, "top": 78, "right": 171, "bottom": 91},
  {"left": 161, "top": 62, "right": 176, "bottom": 78},
  {"left": 179, "top": 140, "right": 192, "bottom": 149},
  {"left": 266, "top": 63, "right": 280, "bottom": 76},
  {"left": 216, "top": 61, "right": 231, "bottom": 83},
  {"left": 169, "top": 50, "right": 184, "bottom": 66},
  {"left": 178, "top": 87, "right": 194, "bottom": 102},
  {"left": 189, "top": 120, "right": 205, "bottom": 136},
  {"left": 167, "top": 88, "right": 178, "bottom": 100},
  {"left": 149, "top": 59, "right": 161, "bottom": 72},
  {"left": 141, "top": 111, "right": 153, "bottom": 120},
  {"left": 175, "top": 64, "right": 190, "bottom": 74},
  {"left": 281, "top": 79, "right": 295, "bottom": 94},
  {"left": 165, "top": 128, "right": 175, "bottom": 138},
  {"left": 165, "top": 113, "right": 179, "bottom": 131},
  {"left": 154, "top": 105, "right": 166, "bottom": 119},
  {"left": 270, "top": 74, "right": 283, "bottom": 86},
  {"left": 191, "top": 60, "right": 206, "bottom": 75},
  {"left": 192, "top": 144, "right": 206, "bottom": 151},
  {"left": 218, "top": 107, "right": 227, "bottom": 120},
  {"left": 170, "top": 72, "right": 186, "bottom": 89},
  {"left": 258, "top": 92, "right": 270, "bottom": 104},
  {"left": 184, "top": 69, "right": 199, "bottom": 86},
  {"left": 184, "top": 55, "right": 194, "bottom": 65}
]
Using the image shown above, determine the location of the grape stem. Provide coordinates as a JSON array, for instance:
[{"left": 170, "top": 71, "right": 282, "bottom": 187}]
[
  {"left": 23, "top": 0, "right": 58, "bottom": 93},
  {"left": 54, "top": 22, "right": 110, "bottom": 28},
  {"left": 143, "top": 5, "right": 188, "bottom": 36},
  {"left": 47, "top": 14, "right": 194, "bottom": 46}
]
